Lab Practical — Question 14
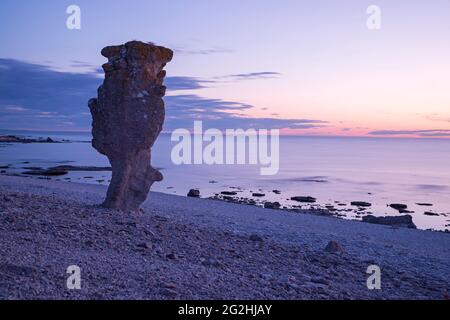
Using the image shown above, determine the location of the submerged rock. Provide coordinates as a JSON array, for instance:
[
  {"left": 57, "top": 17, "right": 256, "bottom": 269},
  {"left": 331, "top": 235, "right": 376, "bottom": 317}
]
[
  {"left": 362, "top": 215, "right": 416, "bottom": 229},
  {"left": 88, "top": 41, "right": 173, "bottom": 211}
]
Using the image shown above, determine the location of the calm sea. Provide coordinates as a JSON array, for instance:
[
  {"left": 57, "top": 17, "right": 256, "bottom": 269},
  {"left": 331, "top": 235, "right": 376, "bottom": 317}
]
[{"left": 1, "top": 129, "right": 449, "bottom": 231}]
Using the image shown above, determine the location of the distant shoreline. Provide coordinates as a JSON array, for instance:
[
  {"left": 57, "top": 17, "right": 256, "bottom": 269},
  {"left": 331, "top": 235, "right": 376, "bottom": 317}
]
[
  {"left": 0, "top": 134, "right": 89, "bottom": 144},
  {"left": 0, "top": 135, "right": 62, "bottom": 144},
  {"left": 2, "top": 130, "right": 450, "bottom": 141}
]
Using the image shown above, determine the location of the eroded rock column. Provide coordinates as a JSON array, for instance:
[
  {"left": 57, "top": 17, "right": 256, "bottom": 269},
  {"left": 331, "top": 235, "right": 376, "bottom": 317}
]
[{"left": 89, "top": 41, "right": 173, "bottom": 211}]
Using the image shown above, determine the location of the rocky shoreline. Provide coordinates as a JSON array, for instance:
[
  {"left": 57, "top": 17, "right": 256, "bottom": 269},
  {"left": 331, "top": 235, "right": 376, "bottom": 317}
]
[
  {"left": 0, "top": 135, "right": 63, "bottom": 144},
  {"left": 0, "top": 163, "right": 449, "bottom": 231},
  {"left": 191, "top": 189, "right": 449, "bottom": 232},
  {"left": 0, "top": 175, "right": 449, "bottom": 300}
]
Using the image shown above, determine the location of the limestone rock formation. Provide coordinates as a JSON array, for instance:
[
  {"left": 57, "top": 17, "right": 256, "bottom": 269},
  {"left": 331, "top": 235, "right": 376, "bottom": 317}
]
[{"left": 88, "top": 41, "right": 173, "bottom": 211}]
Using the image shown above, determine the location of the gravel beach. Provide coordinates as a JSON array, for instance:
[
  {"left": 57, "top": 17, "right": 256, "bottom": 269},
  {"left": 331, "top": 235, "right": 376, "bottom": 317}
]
[{"left": 0, "top": 175, "right": 449, "bottom": 300}]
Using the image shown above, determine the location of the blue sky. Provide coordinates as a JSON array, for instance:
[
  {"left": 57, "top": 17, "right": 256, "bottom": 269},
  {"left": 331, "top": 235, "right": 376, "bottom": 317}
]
[{"left": 1, "top": 0, "right": 449, "bottom": 136}]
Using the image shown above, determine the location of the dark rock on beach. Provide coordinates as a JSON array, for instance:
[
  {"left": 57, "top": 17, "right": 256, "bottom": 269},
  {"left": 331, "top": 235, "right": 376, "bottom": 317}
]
[
  {"left": 324, "top": 241, "right": 343, "bottom": 253},
  {"left": 187, "top": 189, "right": 200, "bottom": 198},
  {"left": 424, "top": 212, "right": 439, "bottom": 216},
  {"left": 264, "top": 202, "right": 281, "bottom": 210},
  {"left": 362, "top": 215, "right": 417, "bottom": 229}
]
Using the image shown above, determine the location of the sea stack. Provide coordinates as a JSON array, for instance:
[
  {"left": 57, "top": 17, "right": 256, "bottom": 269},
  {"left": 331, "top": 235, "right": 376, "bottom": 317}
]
[{"left": 88, "top": 41, "right": 173, "bottom": 211}]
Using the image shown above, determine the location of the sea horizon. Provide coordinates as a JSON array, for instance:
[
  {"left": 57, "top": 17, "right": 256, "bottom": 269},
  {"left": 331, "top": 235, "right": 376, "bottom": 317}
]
[{"left": 2, "top": 128, "right": 450, "bottom": 141}]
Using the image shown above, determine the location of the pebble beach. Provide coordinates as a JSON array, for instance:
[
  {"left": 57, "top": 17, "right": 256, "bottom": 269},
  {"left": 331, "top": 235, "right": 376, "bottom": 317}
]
[{"left": 1, "top": 175, "right": 449, "bottom": 300}]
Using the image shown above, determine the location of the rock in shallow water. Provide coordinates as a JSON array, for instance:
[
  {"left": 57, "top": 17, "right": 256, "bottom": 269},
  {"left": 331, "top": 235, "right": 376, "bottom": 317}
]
[
  {"left": 291, "top": 196, "right": 317, "bottom": 203},
  {"left": 416, "top": 203, "right": 433, "bottom": 207},
  {"left": 88, "top": 41, "right": 173, "bottom": 211},
  {"left": 221, "top": 191, "right": 238, "bottom": 196},
  {"left": 362, "top": 215, "right": 417, "bottom": 229},
  {"left": 390, "top": 203, "right": 408, "bottom": 211},
  {"left": 22, "top": 169, "right": 68, "bottom": 176},
  {"left": 351, "top": 201, "right": 372, "bottom": 207},
  {"left": 252, "top": 193, "right": 265, "bottom": 197}
]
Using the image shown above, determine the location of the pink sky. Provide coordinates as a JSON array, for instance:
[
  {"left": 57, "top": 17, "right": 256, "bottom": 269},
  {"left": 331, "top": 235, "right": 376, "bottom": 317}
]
[{"left": 1, "top": 1, "right": 449, "bottom": 138}]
